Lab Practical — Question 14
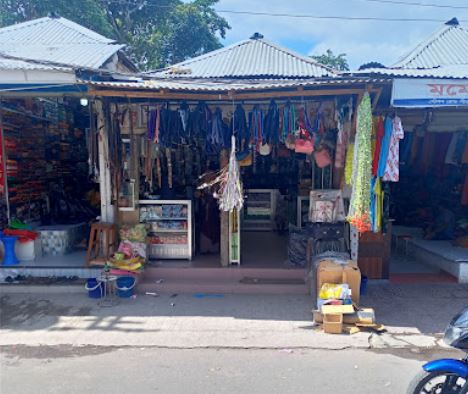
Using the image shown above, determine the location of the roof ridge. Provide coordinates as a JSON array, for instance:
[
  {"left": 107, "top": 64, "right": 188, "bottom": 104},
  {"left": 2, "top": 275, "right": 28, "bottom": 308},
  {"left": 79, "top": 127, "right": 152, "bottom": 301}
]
[
  {"left": 257, "top": 38, "right": 338, "bottom": 75},
  {"left": 0, "top": 16, "right": 116, "bottom": 44},
  {"left": 391, "top": 24, "right": 459, "bottom": 68}
]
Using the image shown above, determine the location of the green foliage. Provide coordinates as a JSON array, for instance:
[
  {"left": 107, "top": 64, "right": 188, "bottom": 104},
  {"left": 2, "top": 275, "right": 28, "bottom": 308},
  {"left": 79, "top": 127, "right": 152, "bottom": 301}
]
[
  {"left": 0, "top": 0, "right": 230, "bottom": 70},
  {"left": 311, "top": 49, "right": 349, "bottom": 72}
]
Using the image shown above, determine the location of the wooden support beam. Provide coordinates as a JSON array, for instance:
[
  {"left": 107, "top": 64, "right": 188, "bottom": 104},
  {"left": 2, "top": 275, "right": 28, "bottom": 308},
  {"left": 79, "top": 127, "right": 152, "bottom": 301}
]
[
  {"left": 371, "top": 87, "right": 383, "bottom": 110},
  {"left": 88, "top": 87, "right": 380, "bottom": 101}
]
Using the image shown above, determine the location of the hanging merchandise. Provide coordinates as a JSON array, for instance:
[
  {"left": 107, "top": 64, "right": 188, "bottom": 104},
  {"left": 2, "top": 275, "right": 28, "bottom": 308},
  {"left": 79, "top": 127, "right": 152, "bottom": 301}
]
[
  {"left": 166, "top": 148, "right": 173, "bottom": 188},
  {"left": 249, "top": 105, "right": 263, "bottom": 169},
  {"left": 370, "top": 176, "right": 383, "bottom": 233},
  {"left": 208, "top": 107, "right": 228, "bottom": 152},
  {"left": 232, "top": 104, "right": 248, "bottom": 151},
  {"left": 371, "top": 116, "right": 384, "bottom": 176},
  {"left": 219, "top": 136, "right": 244, "bottom": 212},
  {"left": 281, "top": 100, "right": 296, "bottom": 143},
  {"left": 377, "top": 117, "right": 393, "bottom": 177},
  {"left": 382, "top": 116, "right": 404, "bottom": 182},
  {"left": 314, "top": 148, "right": 332, "bottom": 168},
  {"left": 335, "top": 98, "right": 353, "bottom": 169},
  {"left": 344, "top": 142, "right": 355, "bottom": 186},
  {"left": 263, "top": 99, "right": 280, "bottom": 147},
  {"left": 347, "top": 92, "right": 373, "bottom": 233},
  {"left": 188, "top": 102, "right": 211, "bottom": 141},
  {"left": 178, "top": 101, "right": 189, "bottom": 141}
]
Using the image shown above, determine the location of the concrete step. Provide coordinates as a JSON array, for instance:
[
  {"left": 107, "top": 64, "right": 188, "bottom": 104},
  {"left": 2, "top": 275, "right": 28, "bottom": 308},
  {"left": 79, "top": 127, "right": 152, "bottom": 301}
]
[
  {"left": 143, "top": 266, "right": 307, "bottom": 282},
  {"left": 137, "top": 278, "right": 308, "bottom": 295}
]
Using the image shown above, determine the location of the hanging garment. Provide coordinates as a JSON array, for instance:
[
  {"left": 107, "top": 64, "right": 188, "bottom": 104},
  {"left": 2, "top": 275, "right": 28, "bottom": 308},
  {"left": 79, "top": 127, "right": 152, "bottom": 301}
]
[
  {"left": 249, "top": 105, "right": 263, "bottom": 170},
  {"left": 263, "top": 99, "right": 280, "bottom": 145},
  {"left": 400, "top": 131, "right": 413, "bottom": 164},
  {"left": 344, "top": 142, "right": 355, "bottom": 186},
  {"left": 444, "top": 132, "right": 467, "bottom": 165},
  {"left": 418, "top": 132, "right": 436, "bottom": 174},
  {"left": 377, "top": 117, "right": 393, "bottom": 177},
  {"left": 347, "top": 92, "right": 373, "bottom": 233},
  {"left": 208, "top": 107, "right": 225, "bottom": 152},
  {"left": 462, "top": 137, "right": 468, "bottom": 164},
  {"left": 188, "top": 102, "right": 211, "bottom": 140},
  {"left": 371, "top": 116, "right": 384, "bottom": 176},
  {"left": 382, "top": 116, "right": 404, "bottom": 182},
  {"left": 178, "top": 101, "right": 189, "bottom": 141},
  {"left": 281, "top": 101, "right": 296, "bottom": 143},
  {"left": 232, "top": 104, "right": 248, "bottom": 150},
  {"left": 370, "top": 177, "right": 383, "bottom": 233}
]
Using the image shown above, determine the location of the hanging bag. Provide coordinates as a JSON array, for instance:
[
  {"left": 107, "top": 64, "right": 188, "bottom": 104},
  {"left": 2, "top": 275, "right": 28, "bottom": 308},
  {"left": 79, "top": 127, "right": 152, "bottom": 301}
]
[
  {"left": 294, "top": 127, "right": 314, "bottom": 155},
  {"left": 314, "top": 148, "right": 332, "bottom": 168}
]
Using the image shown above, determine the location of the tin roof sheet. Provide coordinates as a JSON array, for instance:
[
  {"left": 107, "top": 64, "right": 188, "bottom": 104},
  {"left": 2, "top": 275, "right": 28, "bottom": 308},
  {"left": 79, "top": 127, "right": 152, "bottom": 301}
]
[
  {"left": 0, "top": 17, "right": 123, "bottom": 69},
  {"left": 152, "top": 37, "right": 338, "bottom": 79},
  {"left": 392, "top": 20, "right": 468, "bottom": 69}
]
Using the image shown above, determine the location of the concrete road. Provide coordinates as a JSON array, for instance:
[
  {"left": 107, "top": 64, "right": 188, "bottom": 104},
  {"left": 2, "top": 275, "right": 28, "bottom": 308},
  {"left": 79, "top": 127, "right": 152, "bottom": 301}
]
[{"left": 0, "top": 346, "right": 463, "bottom": 394}]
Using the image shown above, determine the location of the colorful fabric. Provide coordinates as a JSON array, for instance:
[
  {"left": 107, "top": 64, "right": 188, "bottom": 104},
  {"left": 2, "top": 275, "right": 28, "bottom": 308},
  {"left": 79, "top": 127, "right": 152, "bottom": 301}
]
[
  {"left": 344, "top": 142, "right": 355, "bottom": 186},
  {"left": 372, "top": 117, "right": 384, "bottom": 176},
  {"left": 370, "top": 177, "right": 383, "bottom": 233},
  {"left": 377, "top": 117, "right": 393, "bottom": 177},
  {"left": 347, "top": 93, "right": 373, "bottom": 233},
  {"left": 382, "top": 116, "right": 404, "bottom": 182}
]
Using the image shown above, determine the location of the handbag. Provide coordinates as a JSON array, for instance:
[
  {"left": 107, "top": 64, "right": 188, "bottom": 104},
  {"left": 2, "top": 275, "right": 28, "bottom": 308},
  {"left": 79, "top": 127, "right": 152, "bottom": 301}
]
[
  {"left": 295, "top": 138, "right": 314, "bottom": 155},
  {"left": 314, "top": 148, "right": 332, "bottom": 168},
  {"left": 285, "top": 134, "right": 296, "bottom": 150}
]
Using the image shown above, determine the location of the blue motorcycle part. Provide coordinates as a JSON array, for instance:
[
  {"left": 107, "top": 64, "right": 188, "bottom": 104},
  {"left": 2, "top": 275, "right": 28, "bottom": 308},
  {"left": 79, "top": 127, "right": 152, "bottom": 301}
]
[{"left": 423, "top": 359, "right": 468, "bottom": 378}]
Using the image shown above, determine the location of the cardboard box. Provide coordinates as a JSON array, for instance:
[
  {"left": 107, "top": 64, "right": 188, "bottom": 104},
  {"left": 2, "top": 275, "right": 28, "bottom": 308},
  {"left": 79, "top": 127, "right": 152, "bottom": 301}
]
[
  {"left": 317, "top": 260, "right": 361, "bottom": 305},
  {"left": 323, "top": 313, "right": 343, "bottom": 334},
  {"left": 313, "top": 308, "right": 375, "bottom": 325}
]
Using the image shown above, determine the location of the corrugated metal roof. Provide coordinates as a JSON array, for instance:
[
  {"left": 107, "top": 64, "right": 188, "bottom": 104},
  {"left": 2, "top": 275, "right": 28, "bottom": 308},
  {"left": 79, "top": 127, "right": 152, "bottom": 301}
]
[
  {"left": 0, "top": 16, "right": 115, "bottom": 44},
  {"left": 85, "top": 77, "right": 385, "bottom": 92},
  {"left": 0, "top": 54, "right": 71, "bottom": 71},
  {"left": 152, "top": 37, "right": 337, "bottom": 79},
  {"left": 392, "top": 20, "right": 468, "bottom": 69},
  {"left": 0, "top": 43, "right": 124, "bottom": 70},
  {"left": 353, "top": 64, "right": 468, "bottom": 79},
  {"left": 0, "top": 17, "right": 124, "bottom": 69}
]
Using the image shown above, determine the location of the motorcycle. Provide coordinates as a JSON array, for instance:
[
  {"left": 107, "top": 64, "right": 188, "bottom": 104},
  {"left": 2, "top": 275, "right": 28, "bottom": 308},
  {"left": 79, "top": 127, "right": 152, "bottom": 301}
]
[{"left": 408, "top": 308, "right": 468, "bottom": 393}]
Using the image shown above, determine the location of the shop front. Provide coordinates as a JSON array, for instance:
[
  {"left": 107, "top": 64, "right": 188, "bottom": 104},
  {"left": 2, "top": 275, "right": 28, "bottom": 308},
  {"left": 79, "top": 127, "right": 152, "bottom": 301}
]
[{"left": 84, "top": 74, "right": 389, "bottom": 293}]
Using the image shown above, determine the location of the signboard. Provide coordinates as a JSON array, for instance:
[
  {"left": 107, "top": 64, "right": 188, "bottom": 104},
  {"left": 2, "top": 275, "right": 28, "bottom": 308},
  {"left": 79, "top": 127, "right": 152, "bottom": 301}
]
[{"left": 392, "top": 78, "right": 468, "bottom": 108}]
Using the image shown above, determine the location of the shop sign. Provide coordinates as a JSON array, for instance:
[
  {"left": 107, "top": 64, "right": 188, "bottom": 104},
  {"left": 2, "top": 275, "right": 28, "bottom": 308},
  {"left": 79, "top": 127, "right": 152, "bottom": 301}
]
[{"left": 392, "top": 78, "right": 468, "bottom": 107}]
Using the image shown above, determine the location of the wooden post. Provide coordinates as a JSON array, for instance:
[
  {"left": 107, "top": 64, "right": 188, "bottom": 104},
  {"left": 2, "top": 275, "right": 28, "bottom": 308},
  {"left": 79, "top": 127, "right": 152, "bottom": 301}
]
[
  {"left": 95, "top": 100, "right": 114, "bottom": 223},
  {"left": 219, "top": 149, "right": 230, "bottom": 267}
]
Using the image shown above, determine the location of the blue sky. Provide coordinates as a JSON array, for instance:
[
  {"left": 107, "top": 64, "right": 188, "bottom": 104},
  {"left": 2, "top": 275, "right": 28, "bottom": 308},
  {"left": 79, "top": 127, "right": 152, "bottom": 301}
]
[{"left": 214, "top": 0, "right": 468, "bottom": 69}]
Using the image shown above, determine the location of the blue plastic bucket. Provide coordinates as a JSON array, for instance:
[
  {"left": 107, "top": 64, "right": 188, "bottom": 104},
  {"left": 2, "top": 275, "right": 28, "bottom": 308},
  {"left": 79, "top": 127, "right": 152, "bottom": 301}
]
[
  {"left": 116, "top": 276, "right": 136, "bottom": 298},
  {"left": 85, "top": 278, "right": 104, "bottom": 299},
  {"left": 360, "top": 275, "right": 368, "bottom": 296}
]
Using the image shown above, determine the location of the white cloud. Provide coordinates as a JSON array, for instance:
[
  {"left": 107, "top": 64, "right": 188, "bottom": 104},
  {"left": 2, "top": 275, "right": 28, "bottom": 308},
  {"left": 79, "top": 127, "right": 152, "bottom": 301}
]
[{"left": 216, "top": 0, "right": 468, "bottom": 69}]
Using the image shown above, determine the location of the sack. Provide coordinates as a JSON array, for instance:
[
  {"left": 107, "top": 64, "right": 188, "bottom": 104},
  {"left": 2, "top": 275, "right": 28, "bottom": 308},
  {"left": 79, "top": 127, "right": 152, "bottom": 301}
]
[
  {"left": 238, "top": 153, "right": 252, "bottom": 167},
  {"left": 314, "top": 148, "right": 332, "bottom": 168},
  {"left": 295, "top": 138, "right": 314, "bottom": 155}
]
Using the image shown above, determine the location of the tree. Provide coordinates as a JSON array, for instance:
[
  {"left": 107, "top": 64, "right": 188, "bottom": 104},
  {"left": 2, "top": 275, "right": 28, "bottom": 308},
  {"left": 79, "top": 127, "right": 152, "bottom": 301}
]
[
  {"left": 311, "top": 49, "right": 349, "bottom": 71},
  {"left": 0, "top": 0, "right": 230, "bottom": 70}
]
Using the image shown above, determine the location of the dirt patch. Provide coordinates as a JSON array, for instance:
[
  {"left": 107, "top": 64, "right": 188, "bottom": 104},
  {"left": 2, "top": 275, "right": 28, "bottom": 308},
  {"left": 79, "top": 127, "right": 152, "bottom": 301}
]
[
  {"left": 0, "top": 344, "right": 119, "bottom": 360},
  {"left": 0, "top": 295, "right": 92, "bottom": 327}
]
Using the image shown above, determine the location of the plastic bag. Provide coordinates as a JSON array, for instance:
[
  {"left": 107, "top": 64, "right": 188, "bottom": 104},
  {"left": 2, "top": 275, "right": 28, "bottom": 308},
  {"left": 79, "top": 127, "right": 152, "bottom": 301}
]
[{"left": 319, "top": 283, "right": 350, "bottom": 300}]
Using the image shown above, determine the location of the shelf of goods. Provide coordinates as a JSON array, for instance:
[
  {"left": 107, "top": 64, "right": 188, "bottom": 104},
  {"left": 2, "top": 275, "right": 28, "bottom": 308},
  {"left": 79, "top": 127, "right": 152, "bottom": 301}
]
[
  {"left": 297, "top": 196, "right": 310, "bottom": 228},
  {"left": 139, "top": 200, "right": 193, "bottom": 260},
  {"left": 242, "top": 189, "right": 278, "bottom": 231}
]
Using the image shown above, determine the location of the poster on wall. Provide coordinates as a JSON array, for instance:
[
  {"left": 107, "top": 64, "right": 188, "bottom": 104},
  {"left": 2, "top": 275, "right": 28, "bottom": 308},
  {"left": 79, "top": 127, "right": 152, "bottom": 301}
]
[{"left": 392, "top": 78, "right": 468, "bottom": 107}]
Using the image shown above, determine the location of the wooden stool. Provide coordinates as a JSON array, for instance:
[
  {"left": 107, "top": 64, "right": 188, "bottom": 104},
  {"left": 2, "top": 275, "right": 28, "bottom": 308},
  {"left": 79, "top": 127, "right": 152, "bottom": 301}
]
[{"left": 86, "top": 223, "right": 118, "bottom": 267}]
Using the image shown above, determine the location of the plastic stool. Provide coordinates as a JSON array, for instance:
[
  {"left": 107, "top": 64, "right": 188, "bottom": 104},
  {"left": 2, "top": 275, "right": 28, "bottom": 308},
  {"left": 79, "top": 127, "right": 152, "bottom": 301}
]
[{"left": 0, "top": 235, "right": 19, "bottom": 266}]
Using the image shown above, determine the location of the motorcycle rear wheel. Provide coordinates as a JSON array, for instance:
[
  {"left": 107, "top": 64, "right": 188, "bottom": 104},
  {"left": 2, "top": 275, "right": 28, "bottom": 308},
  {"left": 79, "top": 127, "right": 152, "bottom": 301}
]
[{"left": 407, "top": 370, "right": 467, "bottom": 394}]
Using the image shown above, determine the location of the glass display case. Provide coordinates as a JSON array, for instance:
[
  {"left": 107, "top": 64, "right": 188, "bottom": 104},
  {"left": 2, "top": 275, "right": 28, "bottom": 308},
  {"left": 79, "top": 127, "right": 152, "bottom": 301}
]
[
  {"left": 242, "top": 189, "right": 278, "bottom": 231},
  {"left": 139, "top": 200, "right": 193, "bottom": 260}
]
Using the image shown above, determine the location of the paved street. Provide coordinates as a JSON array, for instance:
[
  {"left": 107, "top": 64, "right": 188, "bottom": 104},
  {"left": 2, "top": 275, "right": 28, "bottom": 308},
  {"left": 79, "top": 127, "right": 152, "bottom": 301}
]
[
  {"left": 1, "top": 283, "right": 467, "bottom": 393},
  {"left": 0, "top": 346, "right": 463, "bottom": 394}
]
